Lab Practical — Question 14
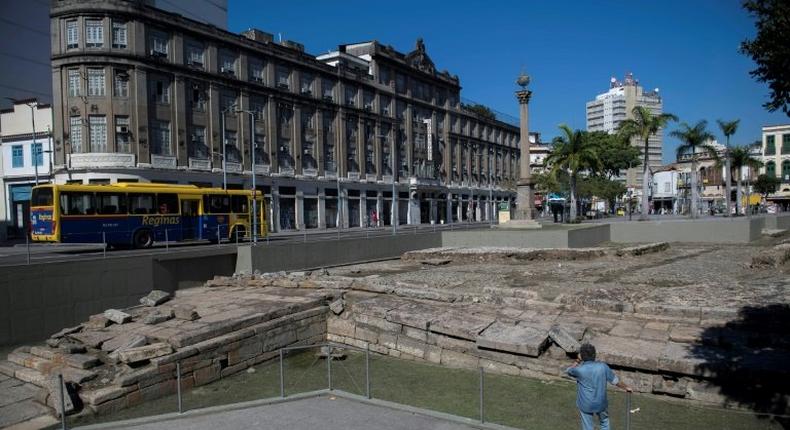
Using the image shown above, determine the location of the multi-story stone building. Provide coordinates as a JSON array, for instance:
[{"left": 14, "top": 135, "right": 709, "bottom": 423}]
[
  {"left": 760, "top": 124, "right": 790, "bottom": 210},
  {"left": 586, "top": 73, "right": 664, "bottom": 191},
  {"left": 50, "top": 0, "right": 520, "bottom": 232}
]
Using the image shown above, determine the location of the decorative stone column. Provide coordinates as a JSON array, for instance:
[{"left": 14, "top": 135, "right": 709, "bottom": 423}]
[{"left": 502, "top": 72, "right": 541, "bottom": 229}]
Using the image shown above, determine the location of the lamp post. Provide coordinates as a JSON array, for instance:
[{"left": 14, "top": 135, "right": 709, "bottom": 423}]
[
  {"left": 220, "top": 103, "right": 237, "bottom": 190},
  {"left": 237, "top": 109, "right": 259, "bottom": 244}
]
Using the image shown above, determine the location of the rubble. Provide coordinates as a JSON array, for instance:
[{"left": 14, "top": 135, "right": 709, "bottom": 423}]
[
  {"left": 172, "top": 304, "right": 200, "bottom": 321},
  {"left": 103, "top": 309, "right": 132, "bottom": 325},
  {"left": 118, "top": 343, "right": 173, "bottom": 364},
  {"left": 139, "top": 290, "right": 171, "bottom": 307},
  {"left": 614, "top": 242, "right": 670, "bottom": 257}
]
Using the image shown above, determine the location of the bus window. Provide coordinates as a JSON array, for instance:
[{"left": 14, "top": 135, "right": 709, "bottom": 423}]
[
  {"left": 205, "top": 195, "right": 230, "bottom": 213},
  {"left": 31, "top": 187, "right": 53, "bottom": 206},
  {"left": 157, "top": 193, "right": 179, "bottom": 214},
  {"left": 97, "top": 193, "right": 128, "bottom": 215},
  {"left": 231, "top": 195, "right": 248, "bottom": 213},
  {"left": 129, "top": 193, "right": 156, "bottom": 214},
  {"left": 61, "top": 192, "right": 96, "bottom": 215}
]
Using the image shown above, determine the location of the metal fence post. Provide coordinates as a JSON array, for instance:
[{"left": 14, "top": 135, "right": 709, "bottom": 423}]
[
  {"left": 165, "top": 229, "right": 169, "bottom": 252},
  {"left": 479, "top": 367, "right": 484, "bottom": 424},
  {"left": 59, "top": 373, "right": 66, "bottom": 430},
  {"left": 26, "top": 233, "right": 31, "bottom": 265},
  {"left": 365, "top": 343, "right": 371, "bottom": 399},
  {"left": 216, "top": 226, "right": 221, "bottom": 247},
  {"left": 176, "top": 361, "right": 183, "bottom": 413},
  {"left": 102, "top": 232, "right": 106, "bottom": 259},
  {"left": 626, "top": 391, "right": 632, "bottom": 430},
  {"left": 235, "top": 228, "right": 239, "bottom": 246},
  {"left": 279, "top": 349, "right": 285, "bottom": 398},
  {"left": 327, "top": 345, "right": 333, "bottom": 390}
]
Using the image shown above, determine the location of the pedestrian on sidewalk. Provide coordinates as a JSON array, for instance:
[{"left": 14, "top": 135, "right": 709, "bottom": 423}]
[{"left": 566, "top": 343, "right": 631, "bottom": 430}]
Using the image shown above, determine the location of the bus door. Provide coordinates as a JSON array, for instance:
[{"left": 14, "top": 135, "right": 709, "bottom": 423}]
[{"left": 181, "top": 198, "right": 200, "bottom": 240}]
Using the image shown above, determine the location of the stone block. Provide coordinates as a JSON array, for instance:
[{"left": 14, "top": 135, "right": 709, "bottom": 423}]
[
  {"left": 140, "top": 290, "right": 171, "bottom": 307},
  {"left": 60, "top": 366, "right": 97, "bottom": 384},
  {"left": 608, "top": 321, "right": 644, "bottom": 338},
  {"left": 685, "top": 380, "right": 727, "bottom": 404},
  {"left": 8, "top": 352, "right": 54, "bottom": 373},
  {"left": 118, "top": 343, "right": 173, "bottom": 364},
  {"left": 89, "top": 394, "right": 127, "bottom": 416},
  {"left": 68, "top": 330, "right": 117, "bottom": 349},
  {"left": 80, "top": 385, "right": 127, "bottom": 406},
  {"left": 668, "top": 325, "right": 704, "bottom": 344},
  {"left": 432, "top": 333, "right": 475, "bottom": 353},
  {"left": 173, "top": 304, "right": 200, "bottom": 321},
  {"left": 140, "top": 379, "right": 177, "bottom": 401},
  {"left": 194, "top": 362, "right": 221, "bottom": 386},
  {"left": 589, "top": 335, "right": 664, "bottom": 371},
  {"left": 476, "top": 321, "right": 549, "bottom": 357},
  {"left": 378, "top": 332, "right": 398, "bottom": 349},
  {"left": 430, "top": 312, "right": 495, "bottom": 341},
  {"left": 640, "top": 322, "right": 670, "bottom": 341},
  {"left": 355, "top": 325, "right": 379, "bottom": 344},
  {"left": 58, "top": 342, "right": 86, "bottom": 354},
  {"left": 617, "top": 370, "right": 653, "bottom": 393},
  {"left": 47, "top": 376, "right": 74, "bottom": 416},
  {"left": 424, "top": 345, "right": 442, "bottom": 364},
  {"left": 228, "top": 341, "right": 262, "bottom": 366},
  {"left": 440, "top": 349, "right": 479, "bottom": 369},
  {"left": 658, "top": 342, "right": 715, "bottom": 377},
  {"left": 104, "top": 309, "right": 132, "bottom": 324},
  {"left": 354, "top": 314, "right": 402, "bottom": 332},
  {"left": 50, "top": 325, "right": 82, "bottom": 340},
  {"left": 14, "top": 367, "right": 49, "bottom": 387},
  {"left": 401, "top": 326, "right": 428, "bottom": 343},
  {"left": 143, "top": 310, "right": 175, "bottom": 325},
  {"left": 103, "top": 333, "right": 148, "bottom": 354},
  {"left": 327, "top": 318, "right": 355, "bottom": 338},
  {"left": 85, "top": 314, "right": 111, "bottom": 329},
  {"left": 29, "top": 346, "right": 57, "bottom": 360},
  {"left": 396, "top": 336, "right": 426, "bottom": 359},
  {"left": 220, "top": 361, "right": 249, "bottom": 378},
  {"left": 548, "top": 324, "right": 581, "bottom": 353},
  {"left": 297, "top": 322, "right": 325, "bottom": 341},
  {"left": 62, "top": 353, "right": 101, "bottom": 369},
  {"left": 480, "top": 359, "right": 520, "bottom": 376},
  {"left": 386, "top": 301, "right": 441, "bottom": 330},
  {"left": 652, "top": 375, "right": 688, "bottom": 397},
  {"left": 329, "top": 299, "right": 345, "bottom": 315}
]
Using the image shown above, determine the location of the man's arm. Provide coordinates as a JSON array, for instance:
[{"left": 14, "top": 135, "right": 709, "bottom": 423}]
[{"left": 615, "top": 380, "right": 632, "bottom": 392}]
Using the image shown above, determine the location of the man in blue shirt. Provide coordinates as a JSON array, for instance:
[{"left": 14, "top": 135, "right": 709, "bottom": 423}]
[{"left": 566, "top": 343, "right": 631, "bottom": 430}]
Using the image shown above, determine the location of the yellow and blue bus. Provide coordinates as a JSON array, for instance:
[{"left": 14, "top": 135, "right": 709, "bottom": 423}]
[{"left": 29, "top": 183, "right": 266, "bottom": 248}]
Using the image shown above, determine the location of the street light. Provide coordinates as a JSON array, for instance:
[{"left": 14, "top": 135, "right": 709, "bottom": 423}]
[{"left": 237, "top": 109, "right": 259, "bottom": 245}]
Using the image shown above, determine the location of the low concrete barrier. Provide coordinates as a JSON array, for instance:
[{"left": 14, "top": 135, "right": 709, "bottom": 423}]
[
  {"left": 441, "top": 224, "right": 610, "bottom": 248},
  {"left": 763, "top": 213, "right": 790, "bottom": 230},
  {"left": 609, "top": 217, "right": 764, "bottom": 244},
  {"left": 236, "top": 233, "right": 442, "bottom": 274}
]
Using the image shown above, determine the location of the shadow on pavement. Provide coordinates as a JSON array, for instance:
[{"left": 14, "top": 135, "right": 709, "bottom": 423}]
[{"left": 691, "top": 304, "right": 790, "bottom": 429}]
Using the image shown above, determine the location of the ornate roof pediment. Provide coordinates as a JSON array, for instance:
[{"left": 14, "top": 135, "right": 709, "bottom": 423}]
[{"left": 405, "top": 38, "right": 435, "bottom": 75}]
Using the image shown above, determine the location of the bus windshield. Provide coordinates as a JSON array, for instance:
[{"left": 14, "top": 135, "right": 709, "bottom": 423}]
[{"left": 31, "top": 187, "right": 54, "bottom": 207}]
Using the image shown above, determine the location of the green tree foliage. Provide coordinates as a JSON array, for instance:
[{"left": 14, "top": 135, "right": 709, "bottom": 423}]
[
  {"left": 545, "top": 125, "right": 603, "bottom": 219},
  {"left": 576, "top": 176, "right": 627, "bottom": 214},
  {"left": 587, "top": 132, "right": 642, "bottom": 179},
  {"left": 460, "top": 103, "right": 496, "bottom": 121},
  {"left": 754, "top": 173, "right": 781, "bottom": 197},
  {"left": 670, "top": 121, "right": 718, "bottom": 218},
  {"left": 717, "top": 119, "right": 740, "bottom": 216},
  {"left": 741, "top": 0, "right": 790, "bottom": 115}
]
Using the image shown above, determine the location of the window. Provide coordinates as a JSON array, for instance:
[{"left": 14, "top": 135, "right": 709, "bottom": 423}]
[
  {"left": 345, "top": 85, "right": 357, "bottom": 107},
  {"left": 129, "top": 193, "right": 155, "bottom": 214},
  {"left": 12, "top": 145, "right": 23, "bottom": 168},
  {"left": 380, "top": 95, "right": 391, "bottom": 117},
  {"left": 221, "top": 93, "right": 236, "bottom": 111},
  {"left": 97, "top": 193, "right": 128, "bottom": 214},
  {"left": 205, "top": 195, "right": 230, "bottom": 213},
  {"left": 157, "top": 193, "right": 178, "bottom": 214},
  {"left": 322, "top": 111, "right": 336, "bottom": 172},
  {"left": 190, "top": 126, "right": 208, "bottom": 158},
  {"left": 766, "top": 161, "right": 776, "bottom": 177},
  {"left": 322, "top": 78, "right": 335, "bottom": 101},
  {"left": 61, "top": 192, "right": 96, "bottom": 215},
  {"left": 783, "top": 160, "right": 790, "bottom": 181},
  {"left": 190, "top": 82, "right": 207, "bottom": 111},
  {"left": 31, "top": 143, "right": 43, "bottom": 166},
  {"left": 249, "top": 59, "right": 265, "bottom": 83},
  {"left": 85, "top": 20, "right": 103, "bottom": 48},
  {"left": 766, "top": 135, "right": 776, "bottom": 155},
  {"left": 150, "top": 120, "right": 171, "bottom": 156},
  {"left": 219, "top": 51, "right": 236, "bottom": 75},
  {"left": 70, "top": 117, "right": 83, "bottom": 153},
  {"left": 231, "top": 195, "right": 248, "bottom": 213},
  {"left": 66, "top": 20, "right": 79, "bottom": 49},
  {"left": 783, "top": 134, "right": 790, "bottom": 154},
  {"left": 363, "top": 91, "right": 374, "bottom": 111},
  {"left": 32, "top": 187, "right": 53, "bottom": 206},
  {"left": 152, "top": 78, "right": 170, "bottom": 104},
  {"left": 276, "top": 65, "right": 290, "bottom": 89},
  {"left": 115, "top": 116, "right": 130, "bottom": 153},
  {"left": 150, "top": 31, "right": 168, "bottom": 56},
  {"left": 300, "top": 72, "right": 313, "bottom": 95},
  {"left": 186, "top": 43, "right": 204, "bottom": 67},
  {"left": 89, "top": 115, "right": 107, "bottom": 152},
  {"left": 395, "top": 73, "right": 406, "bottom": 94},
  {"left": 112, "top": 21, "right": 127, "bottom": 48},
  {"left": 113, "top": 70, "right": 128, "bottom": 97},
  {"left": 87, "top": 68, "right": 105, "bottom": 96},
  {"left": 68, "top": 69, "right": 81, "bottom": 97}
]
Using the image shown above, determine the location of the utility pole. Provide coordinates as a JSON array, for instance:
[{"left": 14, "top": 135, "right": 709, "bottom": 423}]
[{"left": 237, "top": 109, "right": 259, "bottom": 244}]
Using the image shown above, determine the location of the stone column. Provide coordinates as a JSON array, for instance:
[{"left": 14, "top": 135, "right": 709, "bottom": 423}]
[{"left": 513, "top": 85, "right": 535, "bottom": 221}]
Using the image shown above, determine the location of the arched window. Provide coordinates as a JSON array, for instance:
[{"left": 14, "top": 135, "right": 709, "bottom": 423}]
[
  {"left": 782, "top": 160, "right": 790, "bottom": 181},
  {"left": 766, "top": 161, "right": 776, "bottom": 177}
]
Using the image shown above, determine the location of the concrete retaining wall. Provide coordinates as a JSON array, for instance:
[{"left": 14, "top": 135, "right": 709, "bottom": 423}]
[
  {"left": 235, "top": 233, "right": 442, "bottom": 274},
  {"left": 441, "top": 224, "right": 609, "bottom": 248},
  {"left": 763, "top": 214, "right": 790, "bottom": 230},
  {"left": 609, "top": 217, "right": 764, "bottom": 244}
]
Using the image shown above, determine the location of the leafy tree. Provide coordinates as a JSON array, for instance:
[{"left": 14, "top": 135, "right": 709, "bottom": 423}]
[
  {"left": 670, "top": 121, "right": 718, "bottom": 218},
  {"left": 587, "top": 132, "right": 642, "bottom": 179},
  {"left": 717, "top": 119, "right": 740, "bottom": 216},
  {"left": 740, "top": 0, "right": 790, "bottom": 115},
  {"left": 460, "top": 103, "right": 496, "bottom": 121},
  {"left": 577, "top": 176, "right": 627, "bottom": 214},
  {"left": 545, "top": 125, "right": 602, "bottom": 220},
  {"left": 727, "top": 145, "right": 763, "bottom": 214},
  {"left": 618, "top": 106, "right": 678, "bottom": 219},
  {"left": 754, "top": 173, "right": 781, "bottom": 198}
]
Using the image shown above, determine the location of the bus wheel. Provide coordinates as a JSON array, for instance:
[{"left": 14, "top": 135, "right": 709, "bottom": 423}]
[
  {"left": 231, "top": 226, "right": 246, "bottom": 242},
  {"left": 133, "top": 229, "right": 153, "bottom": 249}
]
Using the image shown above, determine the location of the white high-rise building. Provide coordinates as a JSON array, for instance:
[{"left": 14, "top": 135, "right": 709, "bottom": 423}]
[{"left": 586, "top": 73, "right": 664, "bottom": 187}]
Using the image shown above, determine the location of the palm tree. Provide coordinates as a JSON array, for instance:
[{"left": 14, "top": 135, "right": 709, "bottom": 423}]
[
  {"left": 671, "top": 121, "right": 718, "bottom": 218},
  {"left": 727, "top": 145, "right": 762, "bottom": 216},
  {"left": 545, "top": 125, "right": 602, "bottom": 221},
  {"left": 717, "top": 119, "right": 740, "bottom": 216},
  {"left": 618, "top": 106, "right": 677, "bottom": 219}
]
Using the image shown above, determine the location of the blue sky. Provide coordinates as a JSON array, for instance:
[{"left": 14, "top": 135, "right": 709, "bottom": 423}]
[{"left": 228, "top": 0, "right": 788, "bottom": 163}]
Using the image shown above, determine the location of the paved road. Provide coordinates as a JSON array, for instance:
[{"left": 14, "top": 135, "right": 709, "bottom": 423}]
[{"left": 94, "top": 395, "right": 487, "bottom": 430}]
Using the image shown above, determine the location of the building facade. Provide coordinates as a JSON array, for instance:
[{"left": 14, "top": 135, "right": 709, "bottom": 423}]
[
  {"left": 585, "top": 73, "right": 664, "bottom": 190},
  {"left": 760, "top": 124, "right": 790, "bottom": 210},
  {"left": 0, "top": 100, "right": 54, "bottom": 238},
  {"left": 50, "top": 0, "right": 520, "bottom": 232}
]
